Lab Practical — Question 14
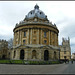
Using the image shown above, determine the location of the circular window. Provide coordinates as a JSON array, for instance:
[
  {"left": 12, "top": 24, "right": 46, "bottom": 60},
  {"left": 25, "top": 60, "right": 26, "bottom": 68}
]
[
  {"left": 40, "top": 12, "right": 42, "bottom": 14},
  {"left": 31, "top": 12, "right": 32, "bottom": 14}
]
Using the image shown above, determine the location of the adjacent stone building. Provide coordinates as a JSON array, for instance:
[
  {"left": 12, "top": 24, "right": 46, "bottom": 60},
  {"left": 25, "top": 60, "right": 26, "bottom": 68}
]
[
  {"left": 71, "top": 53, "right": 75, "bottom": 60},
  {"left": 0, "top": 40, "right": 8, "bottom": 59},
  {"left": 11, "top": 4, "right": 60, "bottom": 61},
  {"left": 59, "top": 37, "right": 71, "bottom": 61}
]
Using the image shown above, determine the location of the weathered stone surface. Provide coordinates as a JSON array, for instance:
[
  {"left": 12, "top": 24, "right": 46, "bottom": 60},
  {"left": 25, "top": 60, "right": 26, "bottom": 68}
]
[{"left": 11, "top": 5, "right": 59, "bottom": 61}]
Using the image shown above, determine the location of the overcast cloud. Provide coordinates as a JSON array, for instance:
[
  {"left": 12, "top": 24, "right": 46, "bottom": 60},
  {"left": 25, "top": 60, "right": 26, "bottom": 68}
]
[{"left": 0, "top": 1, "right": 75, "bottom": 54}]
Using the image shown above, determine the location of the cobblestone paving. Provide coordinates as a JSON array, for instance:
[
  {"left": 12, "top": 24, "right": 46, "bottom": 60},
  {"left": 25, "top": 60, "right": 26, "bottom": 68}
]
[{"left": 0, "top": 61, "right": 75, "bottom": 74}]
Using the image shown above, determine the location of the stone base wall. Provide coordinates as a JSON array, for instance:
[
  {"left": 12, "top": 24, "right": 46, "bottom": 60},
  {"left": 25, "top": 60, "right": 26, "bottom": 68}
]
[{"left": 11, "top": 45, "right": 59, "bottom": 61}]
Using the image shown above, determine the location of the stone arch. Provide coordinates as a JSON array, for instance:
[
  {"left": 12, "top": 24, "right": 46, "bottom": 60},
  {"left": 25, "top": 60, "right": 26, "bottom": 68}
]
[
  {"left": 2, "top": 55, "right": 6, "bottom": 59},
  {"left": 20, "top": 49, "right": 24, "bottom": 60},
  {"left": 44, "top": 50, "right": 49, "bottom": 61},
  {"left": 32, "top": 50, "right": 36, "bottom": 59}
]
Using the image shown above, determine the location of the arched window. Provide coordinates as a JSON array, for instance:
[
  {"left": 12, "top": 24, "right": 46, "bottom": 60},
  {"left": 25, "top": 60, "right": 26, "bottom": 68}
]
[
  {"left": 32, "top": 50, "right": 36, "bottom": 59},
  {"left": 44, "top": 40, "right": 47, "bottom": 44},
  {"left": 9, "top": 52, "right": 10, "bottom": 56},
  {"left": 23, "top": 40, "right": 26, "bottom": 45}
]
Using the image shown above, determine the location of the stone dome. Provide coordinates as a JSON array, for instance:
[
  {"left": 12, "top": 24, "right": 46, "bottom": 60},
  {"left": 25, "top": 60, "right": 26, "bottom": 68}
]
[{"left": 25, "top": 4, "right": 47, "bottom": 20}]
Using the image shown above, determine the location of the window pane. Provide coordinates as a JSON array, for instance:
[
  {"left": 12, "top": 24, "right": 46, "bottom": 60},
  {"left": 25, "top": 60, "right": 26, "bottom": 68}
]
[
  {"left": 64, "top": 51, "right": 66, "bottom": 54},
  {"left": 23, "top": 40, "right": 25, "bottom": 44},
  {"left": 44, "top": 32, "right": 46, "bottom": 37},
  {"left": 24, "top": 32, "right": 26, "bottom": 37}
]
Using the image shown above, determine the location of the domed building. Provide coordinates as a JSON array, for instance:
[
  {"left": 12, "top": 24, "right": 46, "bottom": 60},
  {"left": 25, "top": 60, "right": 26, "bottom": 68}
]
[{"left": 11, "top": 4, "right": 60, "bottom": 61}]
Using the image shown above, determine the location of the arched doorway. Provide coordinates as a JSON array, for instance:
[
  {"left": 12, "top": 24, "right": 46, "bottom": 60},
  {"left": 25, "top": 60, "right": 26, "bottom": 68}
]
[
  {"left": 44, "top": 50, "right": 49, "bottom": 61},
  {"left": 20, "top": 50, "right": 24, "bottom": 60},
  {"left": 32, "top": 50, "right": 36, "bottom": 59},
  {"left": 2, "top": 55, "right": 6, "bottom": 59}
]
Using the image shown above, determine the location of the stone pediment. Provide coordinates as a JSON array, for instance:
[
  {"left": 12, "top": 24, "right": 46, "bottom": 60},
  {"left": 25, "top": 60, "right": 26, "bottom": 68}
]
[
  {"left": 40, "top": 45, "right": 53, "bottom": 49},
  {"left": 40, "top": 45, "right": 60, "bottom": 50},
  {"left": 13, "top": 45, "right": 31, "bottom": 49},
  {"left": 13, "top": 44, "right": 60, "bottom": 50}
]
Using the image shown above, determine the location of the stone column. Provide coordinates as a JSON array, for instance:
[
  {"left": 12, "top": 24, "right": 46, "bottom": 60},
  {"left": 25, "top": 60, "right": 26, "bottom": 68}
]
[
  {"left": 37, "top": 29, "right": 39, "bottom": 44},
  {"left": 18, "top": 30, "right": 20, "bottom": 44},
  {"left": 16, "top": 50, "right": 19, "bottom": 60},
  {"left": 41, "top": 29, "right": 42, "bottom": 44},
  {"left": 39, "top": 50, "right": 42, "bottom": 60},
  {"left": 25, "top": 50, "right": 28, "bottom": 60},
  {"left": 27, "top": 28, "right": 29, "bottom": 45},
  {"left": 19, "top": 30, "right": 20, "bottom": 44},
  {"left": 18, "top": 50, "right": 20, "bottom": 60},
  {"left": 51, "top": 31, "right": 53, "bottom": 45},
  {"left": 21, "top": 31, "right": 22, "bottom": 45},
  {"left": 14, "top": 32, "right": 15, "bottom": 46},
  {"left": 55, "top": 33, "right": 56, "bottom": 46},
  {"left": 10, "top": 50, "right": 13, "bottom": 59},
  {"left": 20, "top": 30, "right": 21, "bottom": 44},
  {"left": 30, "top": 29, "right": 32, "bottom": 44},
  {"left": 49, "top": 30, "right": 50, "bottom": 45},
  {"left": 56, "top": 34, "right": 58, "bottom": 46},
  {"left": 53, "top": 32, "right": 55, "bottom": 46}
]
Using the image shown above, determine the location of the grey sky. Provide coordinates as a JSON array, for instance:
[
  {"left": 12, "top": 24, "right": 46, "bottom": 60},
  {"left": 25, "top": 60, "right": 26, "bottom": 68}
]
[{"left": 0, "top": 1, "right": 75, "bottom": 54}]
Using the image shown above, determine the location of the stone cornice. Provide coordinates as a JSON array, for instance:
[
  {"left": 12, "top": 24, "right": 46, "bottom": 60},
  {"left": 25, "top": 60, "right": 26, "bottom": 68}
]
[
  {"left": 13, "top": 23, "right": 59, "bottom": 33},
  {"left": 13, "top": 44, "right": 60, "bottom": 50},
  {"left": 15, "top": 21, "right": 56, "bottom": 28}
]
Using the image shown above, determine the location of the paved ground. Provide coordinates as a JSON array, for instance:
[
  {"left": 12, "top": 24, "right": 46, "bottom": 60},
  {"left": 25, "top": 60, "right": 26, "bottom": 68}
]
[{"left": 0, "top": 61, "right": 75, "bottom": 74}]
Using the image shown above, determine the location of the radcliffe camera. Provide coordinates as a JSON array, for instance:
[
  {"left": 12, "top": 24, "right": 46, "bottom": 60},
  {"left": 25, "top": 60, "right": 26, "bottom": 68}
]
[{"left": 0, "top": 1, "right": 75, "bottom": 74}]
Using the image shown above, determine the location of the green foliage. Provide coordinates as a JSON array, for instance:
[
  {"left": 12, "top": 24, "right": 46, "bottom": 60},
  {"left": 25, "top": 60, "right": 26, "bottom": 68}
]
[
  {"left": 0, "top": 60, "right": 60, "bottom": 65},
  {"left": 51, "top": 61, "right": 60, "bottom": 64},
  {"left": 0, "top": 60, "right": 9, "bottom": 63}
]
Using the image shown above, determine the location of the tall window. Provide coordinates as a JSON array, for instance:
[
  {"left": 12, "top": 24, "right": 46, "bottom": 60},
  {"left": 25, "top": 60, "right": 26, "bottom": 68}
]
[
  {"left": 24, "top": 32, "right": 26, "bottom": 37},
  {"left": 23, "top": 40, "right": 25, "bottom": 45},
  {"left": 64, "top": 51, "right": 66, "bottom": 54},
  {"left": 44, "top": 32, "right": 46, "bottom": 37},
  {"left": 64, "top": 47, "right": 66, "bottom": 50}
]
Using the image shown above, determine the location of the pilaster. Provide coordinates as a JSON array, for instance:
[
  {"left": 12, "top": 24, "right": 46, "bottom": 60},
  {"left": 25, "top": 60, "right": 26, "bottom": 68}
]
[
  {"left": 37, "top": 29, "right": 39, "bottom": 44},
  {"left": 30, "top": 29, "right": 32, "bottom": 44},
  {"left": 49, "top": 30, "right": 50, "bottom": 45},
  {"left": 41, "top": 29, "right": 42, "bottom": 44},
  {"left": 27, "top": 29, "right": 29, "bottom": 45}
]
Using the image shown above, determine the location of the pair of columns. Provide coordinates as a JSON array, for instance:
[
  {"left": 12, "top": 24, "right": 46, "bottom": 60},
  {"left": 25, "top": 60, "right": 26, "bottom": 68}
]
[{"left": 14, "top": 28, "right": 57, "bottom": 46}]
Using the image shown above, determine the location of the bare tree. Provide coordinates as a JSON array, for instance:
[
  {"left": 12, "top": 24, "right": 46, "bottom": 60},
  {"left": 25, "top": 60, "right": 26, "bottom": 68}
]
[{"left": 8, "top": 38, "right": 13, "bottom": 49}]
